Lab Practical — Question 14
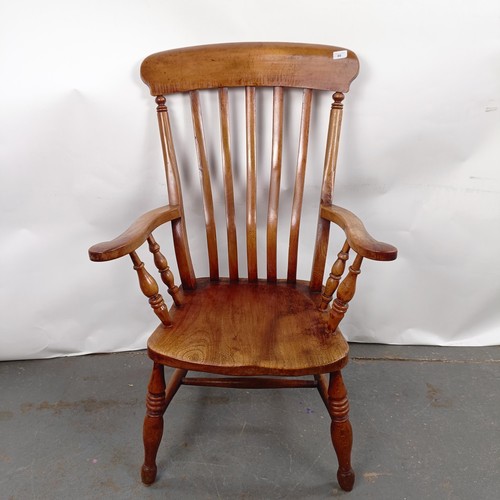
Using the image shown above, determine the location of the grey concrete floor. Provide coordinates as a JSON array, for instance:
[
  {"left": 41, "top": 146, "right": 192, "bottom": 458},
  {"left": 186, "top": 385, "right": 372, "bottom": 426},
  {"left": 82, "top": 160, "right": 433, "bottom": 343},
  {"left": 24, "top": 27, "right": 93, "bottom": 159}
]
[{"left": 1, "top": 344, "right": 499, "bottom": 499}]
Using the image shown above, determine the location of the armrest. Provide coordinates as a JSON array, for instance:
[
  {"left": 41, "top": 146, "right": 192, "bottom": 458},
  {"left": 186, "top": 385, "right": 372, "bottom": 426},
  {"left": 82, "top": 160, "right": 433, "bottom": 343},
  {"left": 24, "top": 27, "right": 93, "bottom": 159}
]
[
  {"left": 320, "top": 204, "right": 397, "bottom": 261},
  {"left": 88, "top": 205, "right": 181, "bottom": 262}
]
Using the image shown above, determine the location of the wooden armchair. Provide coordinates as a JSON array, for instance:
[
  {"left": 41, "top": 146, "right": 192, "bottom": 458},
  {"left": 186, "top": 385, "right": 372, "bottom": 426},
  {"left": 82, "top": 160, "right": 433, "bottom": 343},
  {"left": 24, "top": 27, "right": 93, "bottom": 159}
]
[{"left": 88, "top": 42, "right": 397, "bottom": 492}]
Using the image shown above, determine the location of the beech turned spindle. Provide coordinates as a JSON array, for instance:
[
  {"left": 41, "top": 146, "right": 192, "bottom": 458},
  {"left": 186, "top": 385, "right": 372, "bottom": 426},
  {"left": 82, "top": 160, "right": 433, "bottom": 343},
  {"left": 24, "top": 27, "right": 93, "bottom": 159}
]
[
  {"left": 147, "top": 234, "right": 182, "bottom": 306},
  {"left": 130, "top": 251, "right": 172, "bottom": 326},
  {"left": 328, "top": 254, "right": 363, "bottom": 332},
  {"left": 319, "top": 240, "right": 350, "bottom": 310}
]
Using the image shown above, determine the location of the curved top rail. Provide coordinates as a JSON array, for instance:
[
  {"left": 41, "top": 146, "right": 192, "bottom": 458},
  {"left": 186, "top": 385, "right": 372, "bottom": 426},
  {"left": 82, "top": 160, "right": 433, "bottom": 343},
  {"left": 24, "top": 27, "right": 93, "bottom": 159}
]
[{"left": 141, "top": 42, "right": 359, "bottom": 95}]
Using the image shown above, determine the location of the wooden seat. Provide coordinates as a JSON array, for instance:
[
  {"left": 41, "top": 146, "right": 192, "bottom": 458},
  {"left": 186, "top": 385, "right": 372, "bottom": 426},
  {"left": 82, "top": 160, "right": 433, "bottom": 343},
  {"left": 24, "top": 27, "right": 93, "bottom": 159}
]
[
  {"left": 147, "top": 278, "right": 349, "bottom": 376},
  {"left": 88, "top": 42, "right": 397, "bottom": 493}
]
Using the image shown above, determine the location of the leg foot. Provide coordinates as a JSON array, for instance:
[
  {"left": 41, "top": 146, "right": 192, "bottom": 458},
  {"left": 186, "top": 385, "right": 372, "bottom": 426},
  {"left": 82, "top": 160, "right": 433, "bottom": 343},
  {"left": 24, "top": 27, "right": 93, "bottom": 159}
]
[
  {"left": 141, "top": 363, "right": 166, "bottom": 485},
  {"left": 328, "top": 370, "right": 355, "bottom": 491},
  {"left": 337, "top": 468, "right": 355, "bottom": 492},
  {"left": 141, "top": 464, "right": 157, "bottom": 485}
]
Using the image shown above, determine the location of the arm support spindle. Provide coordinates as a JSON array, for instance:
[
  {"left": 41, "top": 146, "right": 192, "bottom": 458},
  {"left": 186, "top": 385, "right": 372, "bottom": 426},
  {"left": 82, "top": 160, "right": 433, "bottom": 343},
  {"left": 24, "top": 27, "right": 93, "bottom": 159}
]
[
  {"left": 147, "top": 235, "right": 182, "bottom": 306},
  {"left": 328, "top": 254, "right": 363, "bottom": 332},
  {"left": 130, "top": 251, "right": 172, "bottom": 326},
  {"left": 319, "top": 240, "right": 350, "bottom": 310}
]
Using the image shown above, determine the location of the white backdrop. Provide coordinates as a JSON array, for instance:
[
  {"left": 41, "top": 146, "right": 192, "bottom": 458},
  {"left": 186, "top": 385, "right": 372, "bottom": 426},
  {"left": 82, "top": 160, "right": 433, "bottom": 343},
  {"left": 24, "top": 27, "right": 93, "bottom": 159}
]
[{"left": 1, "top": 0, "right": 499, "bottom": 360}]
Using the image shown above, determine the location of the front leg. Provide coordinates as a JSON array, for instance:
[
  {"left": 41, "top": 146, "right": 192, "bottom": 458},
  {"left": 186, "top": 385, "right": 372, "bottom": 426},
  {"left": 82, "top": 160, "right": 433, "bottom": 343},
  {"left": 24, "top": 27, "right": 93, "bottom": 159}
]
[
  {"left": 141, "top": 362, "right": 167, "bottom": 485},
  {"left": 328, "top": 370, "right": 355, "bottom": 491}
]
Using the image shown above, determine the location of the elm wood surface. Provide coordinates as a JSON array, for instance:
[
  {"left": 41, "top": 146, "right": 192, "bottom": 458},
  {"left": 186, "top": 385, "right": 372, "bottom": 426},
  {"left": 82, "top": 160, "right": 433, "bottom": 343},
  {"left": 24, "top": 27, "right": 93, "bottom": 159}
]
[
  {"left": 140, "top": 42, "right": 359, "bottom": 95},
  {"left": 89, "top": 42, "right": 398, "bottom": 493},
  {"left": 218, "top": 87, "right": 239, "bottom": 281},
  {"left": 245, "top": 85, "right": 258, "bottom": 281},
  {"left": 88, "top": 205, "right": 180, "bottom": 262},
  {"left": 147, "top": 279, "right": 349, "bottom": 376}
]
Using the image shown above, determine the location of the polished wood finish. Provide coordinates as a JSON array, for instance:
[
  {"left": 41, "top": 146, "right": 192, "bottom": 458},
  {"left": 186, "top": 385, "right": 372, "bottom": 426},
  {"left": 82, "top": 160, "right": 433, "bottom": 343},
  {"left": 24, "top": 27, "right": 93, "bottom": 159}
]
[
  {"left": 287, "top": 88, "right": 313, "bottom": 283},
  {"left": 88, "top": 205, "right": 180, "bottom": 262},
  {"left": 89, "top": 42, "right": 398, "bottom": 493},
  {"left": 310, "top": 92, "right": 345, "bottom": 291},
  {"left": 130, "top": 251, "right": 171, "bottom": 326},
  {"left": 156, "top": 96, "right": 196, "bottom": 289},
  {"left": 321, "top": 204, "right": 397, "bottom": 261},
  {"left": 320, "top": 240, "right": 350, "bottom": 310},
  {"left": 141, "top": 363, "right": 166, "bottom": 485},
  {"left": 182, "top": 376, "right": 318, "bottom": 389},
  {"left": 245, "top": 86, "right": 258, "bottom": 281},
  {"left": 147, "top": 235, "right": 182, "bottom": 306},
  {"left": 218, "top": 87, "right": 239, "bottom": 281},
  {"left": 329, "top": 371, "right": 355, "bottom": 491},
  {"left": 315, "top": 373, "right": 330, "bottom": 410},
  {"left": 190, "top": 90, "right": 219, "bottom": 280},
  {"left": 141, "top": 42, "right": 359, "bottom": 95},
  {"left": 267, "top": 86, "right": 284, "bottom": 282},
  {"left": 328, "top": 254, "right": 363, "bottom": 333},
  {"left": 147, "top": 279, "right": 349, "bottom": 376}
]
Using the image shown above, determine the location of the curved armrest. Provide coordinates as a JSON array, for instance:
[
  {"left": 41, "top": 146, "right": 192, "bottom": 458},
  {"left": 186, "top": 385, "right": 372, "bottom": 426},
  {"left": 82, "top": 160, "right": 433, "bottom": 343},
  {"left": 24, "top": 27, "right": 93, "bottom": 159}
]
[
  {"left": 320, "top": 204, "right": 397, "bottom": 261},
  {"left": 88, "top": 205, "right": 181, "bottom": 262}
]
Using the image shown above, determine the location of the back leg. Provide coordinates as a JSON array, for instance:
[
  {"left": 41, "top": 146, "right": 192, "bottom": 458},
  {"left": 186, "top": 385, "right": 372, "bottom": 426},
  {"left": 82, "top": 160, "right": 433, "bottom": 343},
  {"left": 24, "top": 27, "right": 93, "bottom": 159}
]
[{"left": 328, "top": 370, "right": 355, "bottom": 491}]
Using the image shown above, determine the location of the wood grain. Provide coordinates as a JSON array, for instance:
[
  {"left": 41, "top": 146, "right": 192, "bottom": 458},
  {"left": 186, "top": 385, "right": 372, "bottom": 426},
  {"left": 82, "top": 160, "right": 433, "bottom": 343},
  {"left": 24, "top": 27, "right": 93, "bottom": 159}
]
[
  {"left": 156, "top": 96, "right": 196, "bottom": 289},
  {"left": 329, "top": 371, "right": 355, "bottom": 491},
  {"left": 310, "top": 92, "right": 345, "bottom": 291},
  {"left": 190, "top": 90, "right": 219, "bottom": 280},
  {"left": 148, "top": 278, "right": 349, "bottom": 376},
  {"left": 88, "top": 205, "right": 180, "bottom": 262},
  {"left": 147, "top": 235, "right": 182, "bottom": 306},
  {"left": 320, "top": 204, "right": 398, "bottom": 261},
  {"left": 130, "top": 251, "right": 171, "bottom": 326},
  {"left": 88, "top": 43, "right": 401, "bottom": 494},
  {"left": 267, "top": 86, "right": 284, "bottom": 282},
  {"left": 287, "top": 88, "right": 313, "bottom": 283},
  {"left": 328, "top": 254, "right": 363, "bottom": 333},
  {"left": 218, "top": 87, "right": 239, "bottom": 280},
  {"left": 141, "top": 42, "right": 359, "bottom": 95},
  {"left": 141, "top": 363, "right": 166, "bottom": 485},
  {"left": 245, "top": 86, "right": 258, "bottom": 281},
  {"left": 319, "top": 240, "right": 350, "bottom": 310}
]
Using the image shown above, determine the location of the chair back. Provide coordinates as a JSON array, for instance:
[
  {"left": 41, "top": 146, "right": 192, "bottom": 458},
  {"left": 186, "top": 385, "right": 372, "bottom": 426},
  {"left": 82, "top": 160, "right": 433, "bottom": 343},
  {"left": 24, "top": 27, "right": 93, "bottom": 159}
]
[{"left": 140, "top": 42, "right": 359, "bottom": 289}]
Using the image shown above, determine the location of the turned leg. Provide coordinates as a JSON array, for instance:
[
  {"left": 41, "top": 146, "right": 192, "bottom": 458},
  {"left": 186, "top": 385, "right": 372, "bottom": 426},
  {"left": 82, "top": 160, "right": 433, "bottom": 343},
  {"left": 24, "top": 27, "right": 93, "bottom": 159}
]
[
  {"left": 141, "top": 363, "right": 167, "bottom": 485},
  {"left": 328, "top": 370, "right": 355, "bottom": 491}
]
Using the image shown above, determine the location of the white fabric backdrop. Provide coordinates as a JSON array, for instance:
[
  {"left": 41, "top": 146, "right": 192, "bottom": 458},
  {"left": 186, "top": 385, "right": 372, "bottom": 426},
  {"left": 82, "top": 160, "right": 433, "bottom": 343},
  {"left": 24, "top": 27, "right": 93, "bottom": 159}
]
[{"left": 1, "top": 0, "right": 499, "bottom": 360}]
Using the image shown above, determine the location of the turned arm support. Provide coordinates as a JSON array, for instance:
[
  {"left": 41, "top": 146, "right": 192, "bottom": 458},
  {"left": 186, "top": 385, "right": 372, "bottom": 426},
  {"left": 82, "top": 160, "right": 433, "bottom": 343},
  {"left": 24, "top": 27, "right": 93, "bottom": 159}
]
[
  {"left": 88, "top": 205, "right": 181, "bottom": 262},
  {"left": 320, "top": 204, "right": 397, "bottom": 262}
]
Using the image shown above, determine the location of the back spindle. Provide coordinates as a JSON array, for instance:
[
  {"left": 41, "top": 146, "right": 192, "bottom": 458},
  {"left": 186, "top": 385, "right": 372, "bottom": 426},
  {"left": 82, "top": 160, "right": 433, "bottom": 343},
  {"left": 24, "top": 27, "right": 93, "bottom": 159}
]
[
  {"left": 287, "top": 88, "right": 313, "bottom": 283},
  {"left": 155, "top": 95, "right": 196, "bottom": 289},
  {"left": 218, "top": 87, "right": 239, "bottom": 281},
  {"left": 190, "top": 90, "right": 219, "bottom": 281},
  {"left": 267, "top": 86, "right": 284, "bottom": 282},
  {"left": 245, "top": 86, "right": 258, "bottom": 281}
]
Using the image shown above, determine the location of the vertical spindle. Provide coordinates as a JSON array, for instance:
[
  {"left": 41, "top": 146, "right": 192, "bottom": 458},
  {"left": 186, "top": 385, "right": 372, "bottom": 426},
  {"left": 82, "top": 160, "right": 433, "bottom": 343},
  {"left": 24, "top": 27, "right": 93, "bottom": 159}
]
[
  {"left": 319, "top": 240, "right": 350, "bottom": 310},
  {"left": 155, "top": 95, "right": 196, "bottom": 289},
  {"left": 245, "top": 86, "right": 258, "bottom": 281},
  {"left": 328, "top": 253, "right": 363, "bottom": 332},
  {"left": 130, "top": 251, "right": 171, "bottom": 326},
  {"left": 147, "top": 235, "right": 182, "bottom": 306},
  {"left": 310, "top": 92, "right": 345, "bottom": 291}
]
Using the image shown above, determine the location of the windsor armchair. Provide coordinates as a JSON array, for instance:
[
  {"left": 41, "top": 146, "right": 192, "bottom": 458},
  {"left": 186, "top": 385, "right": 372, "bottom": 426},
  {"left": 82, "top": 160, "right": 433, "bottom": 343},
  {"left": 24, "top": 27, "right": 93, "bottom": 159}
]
[{"left": 88, "top": 42, "right": 397, "bottom": 492}]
